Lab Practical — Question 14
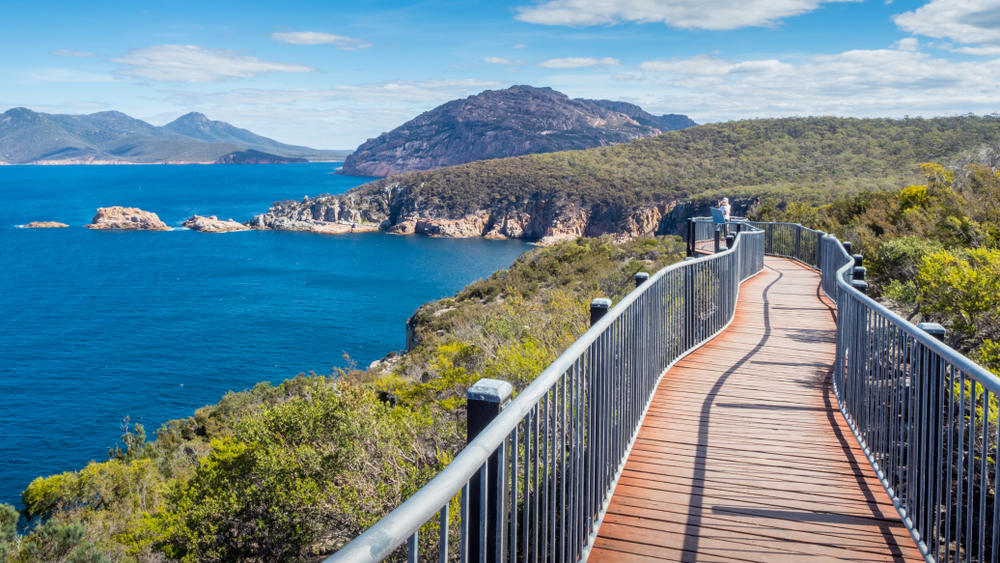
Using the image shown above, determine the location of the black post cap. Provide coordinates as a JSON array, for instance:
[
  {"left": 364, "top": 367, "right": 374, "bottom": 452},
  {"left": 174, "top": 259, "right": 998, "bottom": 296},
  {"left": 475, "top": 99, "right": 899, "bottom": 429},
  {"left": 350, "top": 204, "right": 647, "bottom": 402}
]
[
  {"left": 590, "top": 298, "right": 612, "bottom": 325},
  {"left": 917, "top": 322, "right": 947, "bottom": 343}
]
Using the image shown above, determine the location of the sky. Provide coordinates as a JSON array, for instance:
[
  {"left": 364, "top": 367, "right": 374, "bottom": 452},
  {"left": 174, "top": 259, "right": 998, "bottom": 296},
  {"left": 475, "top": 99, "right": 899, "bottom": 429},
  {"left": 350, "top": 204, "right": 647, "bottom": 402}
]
[{"left": 3, "top": 0, "right": 1000, "bottom": 149}]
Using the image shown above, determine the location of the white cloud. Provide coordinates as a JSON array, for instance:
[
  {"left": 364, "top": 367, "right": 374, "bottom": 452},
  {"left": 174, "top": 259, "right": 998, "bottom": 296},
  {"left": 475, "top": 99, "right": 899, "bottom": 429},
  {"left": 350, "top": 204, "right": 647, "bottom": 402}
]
[
  {"left": 513, "top": 43, "right": 526, "bottom": 49},
  {"left": 953, "top": 44, "right": 1000, "bottom": 55},
  {"left": 893, "top": 37, "right": 920, "bottom": 51},
  {"left": 162, "top": 79, "right": 504, "bottom": 107},
  {"left": 270, "top": 32, "right": 373, "bottom": 50},
  {"left": 23, "top": 69, "right": 115, "bottom": 83},
  {"left": 154, "top": 79, "right": 505, "bottom": 147},
  {"left": 539, "top": 57, "right": 620, "bottom": 68},
  {"left": 485, "top": 57, "right": 526, "bottom": 65},
  {"left": 1, "top": 101, "right": 110, "bottom": 113},
  {"left": 111, "top": 45, "right": 315, "bottom": 82},
  {"left": 51, "top": 49, "right": 95, "bottom": 58},
  {"left": 637, "top": 49, "right": 1000, "bottom": 120},
  {"left": 515, "top": 0, "right": 860, "bottom": 30},
  {"left": 895, "top": 0, "right": 1000, "bottom": 45}
]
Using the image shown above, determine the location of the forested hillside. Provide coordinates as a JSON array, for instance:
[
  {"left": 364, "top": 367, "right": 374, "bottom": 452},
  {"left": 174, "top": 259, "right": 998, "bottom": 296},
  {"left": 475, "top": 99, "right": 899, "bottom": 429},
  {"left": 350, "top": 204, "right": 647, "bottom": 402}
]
[{"left": 351, "top": 115, "right": 1000, "bottom": 216}]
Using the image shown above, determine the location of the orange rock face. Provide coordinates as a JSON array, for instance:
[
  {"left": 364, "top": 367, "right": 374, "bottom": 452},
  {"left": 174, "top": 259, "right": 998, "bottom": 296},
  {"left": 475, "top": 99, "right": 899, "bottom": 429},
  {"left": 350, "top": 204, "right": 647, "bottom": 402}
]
[
  {"left": 85, "top": 207, "right": 170, "bottom": 230},
  {"left": 182, "top": 215, "right": 250, "bottom": 233},
  {"left": 24, "top": 221, "right": 69, "bottom": 228}
]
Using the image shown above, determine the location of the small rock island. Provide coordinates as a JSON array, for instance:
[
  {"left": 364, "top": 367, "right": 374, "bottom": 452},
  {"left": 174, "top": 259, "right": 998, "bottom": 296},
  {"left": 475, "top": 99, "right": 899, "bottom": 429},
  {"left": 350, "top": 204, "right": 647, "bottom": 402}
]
[
  {"left": 24, "top": 221, "right": 69, "bottom": 228},
  {"left": 85, "top": 207, "right": 170, "bottom": 230},
  {"left": 183, "top": 215, "right": 250, "bottom": 233}
]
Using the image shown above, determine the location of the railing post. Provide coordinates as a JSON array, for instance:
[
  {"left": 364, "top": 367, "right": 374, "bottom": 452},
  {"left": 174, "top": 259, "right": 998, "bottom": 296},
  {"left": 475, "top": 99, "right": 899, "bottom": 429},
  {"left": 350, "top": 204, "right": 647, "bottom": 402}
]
[
  {"left": 467, "top": 379, "right": 513, "bottom": 563},
  {"left": 843, "top": 240, "right": 852, "bottom": 256},
  {"left": 634, "top": 272, "right": 649, "bottom": 287},
  {"left": 725, "top": 234, "right": 735, "bottom": 250},
  {"left": 686, "top": 218, "right": 694, "bottom": 257},
  {"left": 714, "top": 227, "right": 721, "bottom": 254},
  {"left": 795, "top": 227, "right": 802, "bottom": 259},
  {"left": 851, "top": 279, "right": 868, "bottom": 294},
  {"left": 816, "top": 231, "right": 825, "bottom": 268},
  {"left": 918, "top": 322, "right": 946, "bottom": 343},
  {"left": 590, "top": 298, "right": 612, "bottom": 326}
]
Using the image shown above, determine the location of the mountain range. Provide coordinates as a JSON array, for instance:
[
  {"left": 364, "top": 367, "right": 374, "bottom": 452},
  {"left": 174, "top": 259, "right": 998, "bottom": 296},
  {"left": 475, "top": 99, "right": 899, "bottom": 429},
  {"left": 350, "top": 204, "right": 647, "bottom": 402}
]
[
  {"left": 340, "top": 85, "right": 696, "bottom": 177},
  {"left": 0, "top": 108, "right": 350, "bottom": 164}
]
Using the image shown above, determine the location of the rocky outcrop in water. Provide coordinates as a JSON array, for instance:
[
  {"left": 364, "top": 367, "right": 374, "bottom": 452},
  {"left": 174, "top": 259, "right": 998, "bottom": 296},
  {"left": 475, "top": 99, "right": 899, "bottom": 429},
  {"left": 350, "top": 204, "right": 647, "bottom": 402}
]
[
  {"left": 24, "top": 221, "right": 68, "bottom": 228},
  {"left": 340, "top": 86, "right": 678, "bottom": 177},
  {"left": 248, "top": 188, "right": 760, "bottom": 245},
  {"left": 85, "top": 207, "right": 170, "bottom": 230},
  {"left": 183, "top": 215, "right": 251, "bottom": 233}
]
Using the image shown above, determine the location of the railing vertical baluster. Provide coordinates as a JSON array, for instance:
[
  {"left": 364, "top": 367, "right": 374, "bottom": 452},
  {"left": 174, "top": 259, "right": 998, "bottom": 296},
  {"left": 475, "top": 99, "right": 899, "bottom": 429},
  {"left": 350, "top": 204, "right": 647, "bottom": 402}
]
[
  {"left": 510, "top": 424, "right": 518, "bottom": 563},
  {"left": 991, "top": 413, "right": 999, "bottom": 563},
  {"left": 440, "top": 503, "right": 450, "bottom": 563},
  {"left": 541, "top": 392, "right": 549, "bottom": 563},
  {"left": 978, "top": 390, "right": 989, "bottom": 563},
  {"left": 522, "top": 408, "right": 531, "bottom": 563},
  {"left": 462, "top": 483, "right": 470, "bottom": 563},
  {"left": 533, "top": 402, "right": 540, "bottom": 563},
  {"left": 560, "top": 373, "right": 567, "bottom": 563},
  {"left": 965, "top": 374, "right": 976, "bottom": 562},
  {"left": 956, "top": 372, "right": 966, "bottom": 563},
  {"left": 409, "top": 532, "right": 418, "bottom": 563},
  {"left": 480, "top": 465, "right": 488, "bottom": 563}
]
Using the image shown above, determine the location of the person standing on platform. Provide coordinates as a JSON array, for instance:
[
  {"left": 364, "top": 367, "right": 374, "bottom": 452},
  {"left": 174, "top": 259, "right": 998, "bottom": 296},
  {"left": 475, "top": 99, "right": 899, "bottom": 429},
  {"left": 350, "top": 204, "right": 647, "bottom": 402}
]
[{"left": 719, "top": 197, "right": 732, "bottom": 236}]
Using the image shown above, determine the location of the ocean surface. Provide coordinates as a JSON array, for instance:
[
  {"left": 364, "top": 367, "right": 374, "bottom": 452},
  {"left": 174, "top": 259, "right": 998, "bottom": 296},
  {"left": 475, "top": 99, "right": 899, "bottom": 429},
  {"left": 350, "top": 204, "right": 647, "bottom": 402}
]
[{"left": 0, "top": 163, "right": 531, "bottom": 507}]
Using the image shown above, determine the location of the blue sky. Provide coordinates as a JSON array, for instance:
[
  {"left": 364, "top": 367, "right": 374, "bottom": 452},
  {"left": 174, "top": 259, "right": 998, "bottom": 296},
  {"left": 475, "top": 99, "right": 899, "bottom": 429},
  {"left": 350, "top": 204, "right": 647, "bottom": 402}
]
[{"left": 3, "top": 0, "right": 999, "bottom": 149}]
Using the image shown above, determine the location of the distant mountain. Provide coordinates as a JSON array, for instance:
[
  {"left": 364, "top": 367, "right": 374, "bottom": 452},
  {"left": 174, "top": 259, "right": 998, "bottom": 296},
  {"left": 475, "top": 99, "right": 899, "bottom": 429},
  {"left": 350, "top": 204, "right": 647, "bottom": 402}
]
[
  {"left": 0, "top": 108, "right": 351, "bottom": 164},
  {"left": 340, "top": 85, "right": 696, "bottom": 177},
  {"left": 581, "top": 100, "right": 697, "bottom": 132}
]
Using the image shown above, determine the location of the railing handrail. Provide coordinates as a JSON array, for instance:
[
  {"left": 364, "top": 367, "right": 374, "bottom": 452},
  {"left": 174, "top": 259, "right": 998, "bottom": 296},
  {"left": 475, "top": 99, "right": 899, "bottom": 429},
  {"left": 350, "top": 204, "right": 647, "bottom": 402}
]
[
  {"left": 826, "top": 234, "right": 1000, "bottom": 395},
  {"left": 327, "top": 228, "right": 763, "bottom": 563}
]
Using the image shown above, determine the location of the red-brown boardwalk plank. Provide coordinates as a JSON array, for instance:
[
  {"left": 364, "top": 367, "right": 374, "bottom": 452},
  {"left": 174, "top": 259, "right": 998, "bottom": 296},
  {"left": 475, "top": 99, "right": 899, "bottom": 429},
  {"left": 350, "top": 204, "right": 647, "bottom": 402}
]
[{"left": 589, "top": 258, "right": 922, "bottom": 563}]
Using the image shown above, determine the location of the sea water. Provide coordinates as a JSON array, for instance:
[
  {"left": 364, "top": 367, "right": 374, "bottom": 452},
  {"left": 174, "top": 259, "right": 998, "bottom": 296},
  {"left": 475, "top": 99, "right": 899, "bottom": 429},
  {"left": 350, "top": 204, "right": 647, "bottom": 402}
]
[{"left": 0, "top": 163, "right": 531, "bottom": 507}]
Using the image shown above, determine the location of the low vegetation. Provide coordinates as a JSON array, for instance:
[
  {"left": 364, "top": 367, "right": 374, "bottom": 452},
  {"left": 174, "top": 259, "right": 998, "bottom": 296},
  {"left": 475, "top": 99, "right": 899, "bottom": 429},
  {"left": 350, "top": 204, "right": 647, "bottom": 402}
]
[
  {"left": 0, "top": 236, "right": 686, "bottom": 563},
  {"left": 749, "top": 147, "right": 1000, "bottom": 373}
]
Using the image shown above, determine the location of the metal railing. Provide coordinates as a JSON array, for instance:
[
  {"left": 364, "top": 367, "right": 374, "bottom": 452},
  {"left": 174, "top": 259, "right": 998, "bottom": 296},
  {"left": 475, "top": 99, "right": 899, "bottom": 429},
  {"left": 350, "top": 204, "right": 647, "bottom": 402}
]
[
  {"left": 826, "top": 235, "right": 999, "bottom": 563},
  {"left": 331, "top": 217, "right": 997, "bottom": 563},
  {"left": 326, "top": 227, "right": 766, "bottom": 563},
  {"left": 765, "top": 222, "right": 999, "bottom": 563}
]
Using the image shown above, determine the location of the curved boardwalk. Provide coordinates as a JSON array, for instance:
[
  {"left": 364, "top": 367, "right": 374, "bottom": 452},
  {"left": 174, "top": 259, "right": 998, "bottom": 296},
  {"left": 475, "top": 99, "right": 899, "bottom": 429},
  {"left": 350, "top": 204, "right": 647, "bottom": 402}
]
[{"left": 589, "top": 258, "right": 923, "bottom": 563}]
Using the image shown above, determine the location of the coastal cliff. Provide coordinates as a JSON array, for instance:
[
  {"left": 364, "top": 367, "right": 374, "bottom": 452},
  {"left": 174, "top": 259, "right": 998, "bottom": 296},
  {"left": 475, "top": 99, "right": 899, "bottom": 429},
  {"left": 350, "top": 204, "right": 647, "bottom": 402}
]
[{"left": 248, "top": 186, "right": 759, "bottom": 244}]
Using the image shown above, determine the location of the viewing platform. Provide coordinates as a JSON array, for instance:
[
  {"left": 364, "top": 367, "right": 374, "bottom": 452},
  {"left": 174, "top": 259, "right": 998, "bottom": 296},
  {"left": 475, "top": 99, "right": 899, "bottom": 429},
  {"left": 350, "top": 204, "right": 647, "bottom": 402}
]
[
  {"left": 591, "top": 257, "right": 922, "bottom": 562},
  {"left": 329, "top": 220, "right": 997, "bottom": 563}
]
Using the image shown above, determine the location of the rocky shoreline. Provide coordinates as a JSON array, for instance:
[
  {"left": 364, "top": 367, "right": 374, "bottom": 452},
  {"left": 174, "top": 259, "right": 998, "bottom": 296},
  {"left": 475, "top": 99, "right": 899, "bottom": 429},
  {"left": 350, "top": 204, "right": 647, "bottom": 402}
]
[
  {"left": 19, "top": 195, "right": 758, "bottom": 242},
  {"left": 246, "top": 189, "right": 760, "bottom": 244}
]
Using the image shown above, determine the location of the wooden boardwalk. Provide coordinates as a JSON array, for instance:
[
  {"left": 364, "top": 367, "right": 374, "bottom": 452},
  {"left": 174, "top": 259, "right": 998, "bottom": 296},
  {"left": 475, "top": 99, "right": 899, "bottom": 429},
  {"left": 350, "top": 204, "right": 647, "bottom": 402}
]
[{"left": 589, "top": 258, "right": 923, "bottom": 563}]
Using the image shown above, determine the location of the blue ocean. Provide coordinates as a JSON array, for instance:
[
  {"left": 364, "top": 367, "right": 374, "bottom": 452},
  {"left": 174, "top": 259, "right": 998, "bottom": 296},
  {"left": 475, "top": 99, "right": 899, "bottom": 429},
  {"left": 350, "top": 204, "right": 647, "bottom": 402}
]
[{"left": 0, "top": 163, "right": 531, "bottom": 507}]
